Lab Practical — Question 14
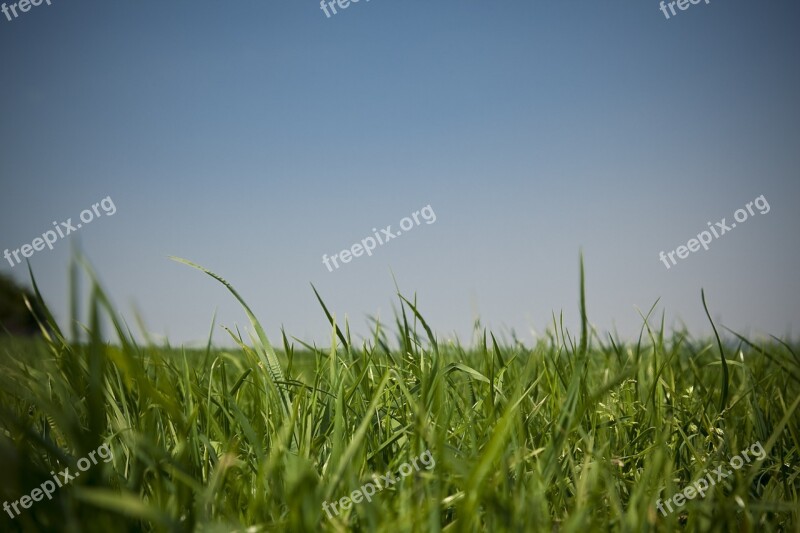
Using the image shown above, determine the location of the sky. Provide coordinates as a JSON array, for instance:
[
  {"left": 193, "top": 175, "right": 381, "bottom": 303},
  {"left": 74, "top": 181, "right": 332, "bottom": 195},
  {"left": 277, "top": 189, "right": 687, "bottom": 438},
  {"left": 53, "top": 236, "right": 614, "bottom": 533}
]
[{"left": 1, "top": 0, "right": 798, "bottom": 348}]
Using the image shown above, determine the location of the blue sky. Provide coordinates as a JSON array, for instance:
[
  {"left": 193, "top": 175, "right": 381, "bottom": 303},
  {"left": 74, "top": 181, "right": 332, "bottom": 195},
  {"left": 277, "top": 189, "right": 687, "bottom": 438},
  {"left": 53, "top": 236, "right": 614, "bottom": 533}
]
[{"left": 1, "top": 0, "right": 798, "bottom": 347}]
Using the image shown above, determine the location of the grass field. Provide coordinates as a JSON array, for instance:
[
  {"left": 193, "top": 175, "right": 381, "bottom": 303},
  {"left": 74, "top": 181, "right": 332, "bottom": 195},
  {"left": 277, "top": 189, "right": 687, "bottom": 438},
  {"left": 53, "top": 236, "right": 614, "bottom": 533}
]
[{"left": 0, "top": 257, "right": 798, "bottom": 532}]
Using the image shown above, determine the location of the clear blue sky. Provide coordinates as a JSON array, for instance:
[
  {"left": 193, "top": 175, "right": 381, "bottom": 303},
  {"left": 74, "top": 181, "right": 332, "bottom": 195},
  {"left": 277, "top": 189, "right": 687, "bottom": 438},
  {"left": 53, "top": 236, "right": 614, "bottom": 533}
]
[{"left": 1, "top": 0, "right": 798, "bottom": 347}]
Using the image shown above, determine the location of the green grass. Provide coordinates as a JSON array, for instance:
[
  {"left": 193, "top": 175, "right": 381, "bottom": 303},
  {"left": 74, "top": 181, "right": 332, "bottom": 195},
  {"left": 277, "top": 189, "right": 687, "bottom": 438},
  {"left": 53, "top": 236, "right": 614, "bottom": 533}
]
[{"left": 0, "top": 256, "right": 797, "bottom": 532}]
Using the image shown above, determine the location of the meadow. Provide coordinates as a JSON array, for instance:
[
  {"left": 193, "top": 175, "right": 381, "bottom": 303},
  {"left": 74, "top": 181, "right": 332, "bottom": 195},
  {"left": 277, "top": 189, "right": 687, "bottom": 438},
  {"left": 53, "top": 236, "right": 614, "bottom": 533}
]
[{"left": 0, "top": 257, "right": 797, "bottom": 532}]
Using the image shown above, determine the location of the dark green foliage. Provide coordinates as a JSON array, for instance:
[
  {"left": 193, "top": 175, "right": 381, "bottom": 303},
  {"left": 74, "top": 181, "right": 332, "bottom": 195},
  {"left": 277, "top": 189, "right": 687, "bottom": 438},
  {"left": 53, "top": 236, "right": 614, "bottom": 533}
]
[{"left": 0, "top": 273, "right": 43, "bottom": 337}]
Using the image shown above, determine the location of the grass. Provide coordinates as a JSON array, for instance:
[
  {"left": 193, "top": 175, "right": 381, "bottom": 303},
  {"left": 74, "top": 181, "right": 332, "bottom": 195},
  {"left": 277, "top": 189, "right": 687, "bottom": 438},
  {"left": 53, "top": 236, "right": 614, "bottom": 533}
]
[{"left": 0, "top": 255, "right": 797, "bottom": 532}]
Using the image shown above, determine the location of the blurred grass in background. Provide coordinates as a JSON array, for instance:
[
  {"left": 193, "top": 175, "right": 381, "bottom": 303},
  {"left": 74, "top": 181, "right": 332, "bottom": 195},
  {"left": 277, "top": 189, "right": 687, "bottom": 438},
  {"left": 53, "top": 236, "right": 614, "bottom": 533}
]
[{"left": 0, "top": 256, "right": 797, "bottom": 532}]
